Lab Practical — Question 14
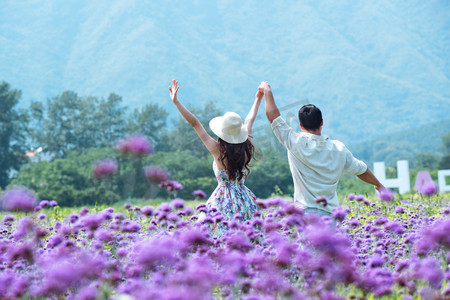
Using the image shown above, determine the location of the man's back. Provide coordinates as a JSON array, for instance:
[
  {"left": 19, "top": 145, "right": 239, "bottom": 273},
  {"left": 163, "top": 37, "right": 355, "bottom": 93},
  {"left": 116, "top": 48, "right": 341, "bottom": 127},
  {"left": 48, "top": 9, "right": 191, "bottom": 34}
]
[{"left": 271, "top": 116, "right": 367, "bottom": 213}]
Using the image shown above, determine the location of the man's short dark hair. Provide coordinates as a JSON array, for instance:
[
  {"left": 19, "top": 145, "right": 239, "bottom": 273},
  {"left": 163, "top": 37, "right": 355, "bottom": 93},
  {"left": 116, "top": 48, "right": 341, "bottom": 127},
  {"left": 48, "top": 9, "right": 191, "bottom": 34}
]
[{"left": 298, "top": 104, "right": 322, "bottom": 131}]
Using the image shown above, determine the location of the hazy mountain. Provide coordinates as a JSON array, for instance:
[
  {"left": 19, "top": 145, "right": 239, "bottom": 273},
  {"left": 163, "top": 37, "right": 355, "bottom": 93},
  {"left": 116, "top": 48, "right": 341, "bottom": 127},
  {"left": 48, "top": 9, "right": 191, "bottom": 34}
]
[
  {"left": 1, "top": 0, "right": 449, "bottom": 145},
  {"left": 349, "top": 119, "right": 450, "bottom": 167}
]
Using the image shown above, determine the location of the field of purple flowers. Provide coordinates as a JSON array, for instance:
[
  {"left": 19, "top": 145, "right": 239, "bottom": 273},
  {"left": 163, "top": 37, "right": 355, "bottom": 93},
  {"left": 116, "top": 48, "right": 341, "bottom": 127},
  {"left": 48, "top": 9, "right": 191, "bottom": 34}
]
[{"left": 1, "top": 188, "right": 450, "bottom": 299}]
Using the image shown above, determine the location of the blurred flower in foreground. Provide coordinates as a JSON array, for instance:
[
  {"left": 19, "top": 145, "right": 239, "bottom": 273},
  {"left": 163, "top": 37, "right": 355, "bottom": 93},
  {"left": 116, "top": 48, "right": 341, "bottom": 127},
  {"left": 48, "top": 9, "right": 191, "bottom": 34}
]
[
  {"left": 159, "top": 180, "right": 183, "bottom": 192},
  {"left": 1, "top": 186, "right": 38, "bottom": 212},
  {"left": 92, "top": 158, "right": 118, "bottom": 179},
  {"left": 171, "top": 198, "right": 185, "bottom": 209},
  {"left": 117, "top": 134, "right": 153, "bottom": 156},
  {"left": 378, "top": 188, "right": 394, "bottom": 201},
  {"left": 414, "top": 171, "right": 438, "bottom": 196},
  {"left": 144, "top": 165, "right": 169, "bottom": 183},
  {"left": 420, "top": 183, "right": 438, "bottom": 196},
  {"left": 192, "top": 190, "right": 207, "bottom": 199},
  {"left": 332, "top": 206, "right": 349, "bottom": 222}
]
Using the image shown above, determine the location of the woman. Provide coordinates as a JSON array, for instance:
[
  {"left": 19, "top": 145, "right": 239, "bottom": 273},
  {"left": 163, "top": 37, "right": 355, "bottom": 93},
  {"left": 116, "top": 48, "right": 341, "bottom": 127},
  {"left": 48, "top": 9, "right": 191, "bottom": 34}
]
[{"left": 169, "top": 79, "right": 261, "bottom": 234}]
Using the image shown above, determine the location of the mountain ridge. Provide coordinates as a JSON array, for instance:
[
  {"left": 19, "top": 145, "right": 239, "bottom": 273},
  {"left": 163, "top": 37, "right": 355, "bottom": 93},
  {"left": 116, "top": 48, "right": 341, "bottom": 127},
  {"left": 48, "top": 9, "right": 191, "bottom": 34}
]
[{"left": 1, "top": 0, "right": 448, "bottom": 144}]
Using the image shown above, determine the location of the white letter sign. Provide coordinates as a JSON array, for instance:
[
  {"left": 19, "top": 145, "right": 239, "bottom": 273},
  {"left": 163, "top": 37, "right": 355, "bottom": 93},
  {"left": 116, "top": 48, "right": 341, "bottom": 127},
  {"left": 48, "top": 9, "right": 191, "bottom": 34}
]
[
  {"left": 438, "top": 170, "right": 450, "bottom": 193},
  {"left": 374, "top": 160, "right": 411, "bottom": 194}
]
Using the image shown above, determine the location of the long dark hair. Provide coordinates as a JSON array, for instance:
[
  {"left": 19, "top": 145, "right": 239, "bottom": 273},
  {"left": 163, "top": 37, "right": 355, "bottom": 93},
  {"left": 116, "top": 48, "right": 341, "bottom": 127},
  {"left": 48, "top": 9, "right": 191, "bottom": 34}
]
[{"left": 218, "top": 137, "right": 255, "bottom": 181}]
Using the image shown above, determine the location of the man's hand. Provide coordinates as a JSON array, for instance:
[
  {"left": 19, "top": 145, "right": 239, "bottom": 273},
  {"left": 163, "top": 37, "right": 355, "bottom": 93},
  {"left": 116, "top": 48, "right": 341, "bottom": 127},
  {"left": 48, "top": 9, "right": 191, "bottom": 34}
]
[
  {"left": 258, "top": 81, "right": 271, "bottom": 93},
  {"left": 374, "top": 184, "right": 385, "bottom": 191},
  {"left": 261, "top": 81, "right": 280, "bottom": 123},
  {"left": 169, "top": 79, "right": 180, "bottom": 103}
]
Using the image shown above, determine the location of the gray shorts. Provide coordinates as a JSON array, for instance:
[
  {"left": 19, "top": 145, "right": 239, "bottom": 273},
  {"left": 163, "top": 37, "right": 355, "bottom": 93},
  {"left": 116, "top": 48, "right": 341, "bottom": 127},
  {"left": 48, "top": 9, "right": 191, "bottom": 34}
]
[{"left": 304, "top": 207, "right": 332, "bottom": 216}]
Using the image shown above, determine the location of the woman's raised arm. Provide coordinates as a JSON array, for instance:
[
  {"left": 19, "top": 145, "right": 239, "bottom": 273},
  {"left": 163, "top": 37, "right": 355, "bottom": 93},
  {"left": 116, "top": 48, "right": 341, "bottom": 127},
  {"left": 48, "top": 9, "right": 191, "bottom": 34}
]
[
  {"left": 169, "top": 79, "right": 219, "bottom": 155},
  {"left": 244, "top": 89, "right": 264, "bottom": 136}
]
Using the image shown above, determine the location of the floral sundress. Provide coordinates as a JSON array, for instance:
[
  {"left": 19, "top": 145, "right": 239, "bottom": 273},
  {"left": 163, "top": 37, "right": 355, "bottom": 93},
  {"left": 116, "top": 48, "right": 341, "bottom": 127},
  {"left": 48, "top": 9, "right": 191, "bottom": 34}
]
[{"left": 205, "top": 161, "right": 258, "bottom": 235}]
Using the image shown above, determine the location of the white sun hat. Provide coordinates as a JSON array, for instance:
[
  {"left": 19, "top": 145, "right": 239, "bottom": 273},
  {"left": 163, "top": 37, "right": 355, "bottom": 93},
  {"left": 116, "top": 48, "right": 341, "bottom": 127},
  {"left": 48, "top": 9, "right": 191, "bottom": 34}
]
[{"left": 209, "top": 112, "right": 249, "bottom": 144}]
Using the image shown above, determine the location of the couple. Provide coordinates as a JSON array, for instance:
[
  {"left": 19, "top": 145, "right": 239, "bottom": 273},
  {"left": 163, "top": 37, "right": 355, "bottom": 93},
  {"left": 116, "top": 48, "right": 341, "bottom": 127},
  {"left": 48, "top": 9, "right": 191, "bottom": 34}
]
[{"left": 169, "top": 79, "right": 383, "bottom": 232}]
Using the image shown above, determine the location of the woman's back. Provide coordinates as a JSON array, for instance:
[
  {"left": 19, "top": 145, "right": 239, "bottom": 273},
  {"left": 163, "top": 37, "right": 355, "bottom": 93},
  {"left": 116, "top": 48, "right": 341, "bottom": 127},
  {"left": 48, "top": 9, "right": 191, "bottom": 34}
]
[{"left": 213, "top": 161, "right": 247, "bottom": 185}]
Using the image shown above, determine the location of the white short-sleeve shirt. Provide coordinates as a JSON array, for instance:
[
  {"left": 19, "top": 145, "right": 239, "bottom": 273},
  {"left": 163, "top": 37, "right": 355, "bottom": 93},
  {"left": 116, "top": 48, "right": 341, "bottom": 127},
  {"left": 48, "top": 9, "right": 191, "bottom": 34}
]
[{"left": 271, "top": 116, "right": 367, "bottom": 213}]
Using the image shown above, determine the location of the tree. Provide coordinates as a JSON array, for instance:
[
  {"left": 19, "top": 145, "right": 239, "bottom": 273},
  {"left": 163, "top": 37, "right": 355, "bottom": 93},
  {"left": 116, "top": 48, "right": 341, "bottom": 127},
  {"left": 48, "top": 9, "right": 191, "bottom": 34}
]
[
  {"left": 158, "top": 101, "right": 221, "bottom": 156},
  {"left": 94, "top": 93, "right": 128, "bottom": 145},
  {"left": 438, "top": 131, "right": 450, "bottom": 169},
  {"left": 372, "top": 140, "right": 416, "bottom": 167},
  {"left": 0, "top": 82, "right": 29, "bottom": 188},
  {"left": 126, "top": 103, "right": 168, "bottom": 147},
  {"left": 11, "top": 148, "right": 121, "bottom": 206},
  {"left": 441, "top": 131, "right": 450, "bottom": 154},
  {"left": 414, "top": 153, "right": 441, "bottom": 170},
  {"left": 30, "top": 92, "right": 128, "bottom": 157}
]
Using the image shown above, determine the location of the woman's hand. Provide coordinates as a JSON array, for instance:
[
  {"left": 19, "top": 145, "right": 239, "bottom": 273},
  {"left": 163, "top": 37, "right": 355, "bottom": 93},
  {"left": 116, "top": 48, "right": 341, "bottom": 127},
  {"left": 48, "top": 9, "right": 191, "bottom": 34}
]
[
  {"left": 169, "top": 79, "right": 180, "bottom": 103},
  {"left": 258, "top": 81, "right": 271, "bottom": 93},
  {"left": 255, "top": 89, "right": 264, "bottom": 101}
]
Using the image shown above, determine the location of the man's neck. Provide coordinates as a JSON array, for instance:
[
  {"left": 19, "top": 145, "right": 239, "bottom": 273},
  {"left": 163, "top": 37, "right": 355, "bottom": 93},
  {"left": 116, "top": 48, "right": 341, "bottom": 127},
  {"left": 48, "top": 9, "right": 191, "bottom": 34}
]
[{"left": 304, "top": 129, "right": 321, "bottom": 136}]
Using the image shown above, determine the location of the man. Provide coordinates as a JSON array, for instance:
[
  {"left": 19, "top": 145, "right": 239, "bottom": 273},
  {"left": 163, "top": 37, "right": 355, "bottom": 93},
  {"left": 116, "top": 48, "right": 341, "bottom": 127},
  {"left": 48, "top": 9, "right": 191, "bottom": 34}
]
[{"left": 259, "top": 81, "right": 384, "bottom": 216}]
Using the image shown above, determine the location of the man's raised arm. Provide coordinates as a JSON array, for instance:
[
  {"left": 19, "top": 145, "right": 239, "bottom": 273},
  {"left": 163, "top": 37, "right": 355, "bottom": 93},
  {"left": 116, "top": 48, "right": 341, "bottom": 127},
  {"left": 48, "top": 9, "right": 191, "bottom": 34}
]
[{"left": 259, "top": 81, "right": 280, "bottom": 123}]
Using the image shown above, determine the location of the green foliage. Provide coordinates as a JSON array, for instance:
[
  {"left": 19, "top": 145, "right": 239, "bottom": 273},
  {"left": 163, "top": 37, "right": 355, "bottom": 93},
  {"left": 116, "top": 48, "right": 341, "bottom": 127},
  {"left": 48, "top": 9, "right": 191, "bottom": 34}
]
[
  {"left": 414, "top": 153, "right": 441, "bottom": 170},
  {"left": 146, "top": 150, "right": 216, "bottom": 199},
  {"left": 126, "top": 103, "right": 168, "bottom": 147},
  {"left": 157, "top": 101, "right": 221, "bottom": 156},
  {"left": 179, "top": 177, "right": 217, "bottom": 199},
  {"left": 337, "top": 174, "right": 374, "bottom": 197},
  {"left": 29, "top": 92, "right": 168, "bottom": 159},
  {"left": 245, "top": 149, "right": 294, "bottom": 198},
  {"left": 29, "top": 91, "right": 128, "bottom": 157},
  {"left": 439, "top": 155, "right": 450, "bottom": 169},
  {"left": 9, "top": 148, "right": 217, "bottom": 206},
  {"left": 0, "top": 82, "right": 29, "bottom": 188},
  {"left": 350, "top": 120, "right": 450, "bottom": 167},
  {"left": 438, "top": 131, "right": 450, "bottom": 169},
  {"left": 4, "top": 82, "right": 448, "bottom": 207},
  {"left": 371, "top": 140, "right": 416, "bottom": 167},
  {"left": 10, "top": 148, "right": 120, "bottom": 206},
  {"left": 441, "top": 131, "right": 450, "bottom": 154}
]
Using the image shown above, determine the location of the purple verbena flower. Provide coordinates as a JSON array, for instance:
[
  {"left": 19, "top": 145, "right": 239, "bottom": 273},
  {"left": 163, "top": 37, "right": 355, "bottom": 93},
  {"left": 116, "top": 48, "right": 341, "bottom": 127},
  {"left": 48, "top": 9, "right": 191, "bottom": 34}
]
[
  {"left": 192, "top": 189, "right": 207, "bottom": 199},
  {"left": 332, "top": 206, "right": 349, "bottom": 222},
  {"left": 171, "top": 198, "right": 185, "bottom": 209},
  {"left": 117, "top": 134, "right": 153, "bottom": 156},
  {"left": 378, "top": 188, "right": 394, "bottom": 201},
  {"left": 420, "top": 183, "right": 438, "bottom": 196},
  {"left": 394, "top": 206, "right": 405, "bottom": 214},
  {"left": 39, "top": 200, "right": 49, "bottom": 208},
  {"left": 92, "top": 158, "right": 118, "bottom": 179},
  {"left": 355, "top": 194, "right": 365, "bottom": 202},
  {"left": 143, "top": 165, "right": 169, "bottom": 183},
  {"left": 1, "top": 187, "right": 38, "bottom": 212},
  {"left": 80, "top": 207, "right": 89, "bottom": 216},
  {"left": 226, "top": 231, "right": 252, "bottom": 252},
  {"left": 385, "top": 221, "right": 405, "bottom": 235},
  {"left": 414, "top": 258, "right": 444, "bottom": 289},
  {"left": 3, "top": 214, "right": 16, "bottom": 224},
  {"left": 159, "top": 180, "right": 183, "bottom": 191},
  {"left": 141, "top": 206, "right": 154, "bottom": 216}
]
